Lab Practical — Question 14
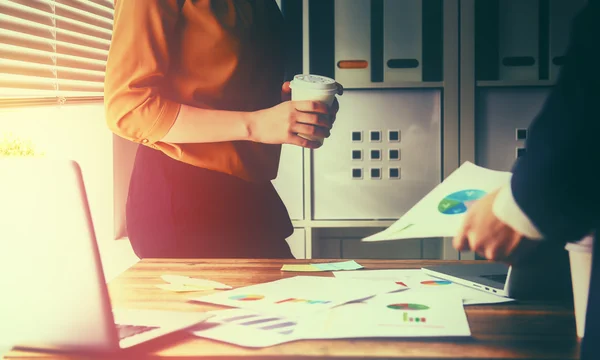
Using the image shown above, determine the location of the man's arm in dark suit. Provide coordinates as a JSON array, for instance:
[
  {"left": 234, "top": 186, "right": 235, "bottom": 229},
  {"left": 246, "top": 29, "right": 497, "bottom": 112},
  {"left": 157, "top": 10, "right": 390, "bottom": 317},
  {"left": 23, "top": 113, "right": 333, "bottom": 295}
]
[{"left": 492, "top": 1, "right": 600, "bottom": 244}]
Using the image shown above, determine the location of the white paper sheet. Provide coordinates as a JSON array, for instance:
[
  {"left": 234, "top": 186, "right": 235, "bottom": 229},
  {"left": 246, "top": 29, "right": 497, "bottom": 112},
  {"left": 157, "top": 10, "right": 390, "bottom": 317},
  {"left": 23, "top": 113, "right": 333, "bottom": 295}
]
[
  {"left": 191, "top": 276, "right": 399, "bottom": 318},
  {"left": 294, "top": 291, "right": 471, "bottom": 339},
  {"left": 363, "top": 162, "right": 512, "bottom": 241},
  {"left": 192, "top": 292, "right": 470, "bottom": 347},
  {"left": 191, "top": 308, "right": 303, "bottom": 347},
  {"left": 333, "top": 269, "right": 514, "bottom": 305}
]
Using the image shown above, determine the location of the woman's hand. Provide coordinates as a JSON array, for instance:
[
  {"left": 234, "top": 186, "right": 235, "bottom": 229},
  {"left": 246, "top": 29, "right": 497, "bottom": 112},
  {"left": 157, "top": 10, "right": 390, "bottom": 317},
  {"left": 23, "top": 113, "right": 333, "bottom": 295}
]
[
  {"left": 248, "top": 100, "right": 332, "bottom": 149},
  {"left": 281, "top": 81, "right": 343, "bottom": 126}
]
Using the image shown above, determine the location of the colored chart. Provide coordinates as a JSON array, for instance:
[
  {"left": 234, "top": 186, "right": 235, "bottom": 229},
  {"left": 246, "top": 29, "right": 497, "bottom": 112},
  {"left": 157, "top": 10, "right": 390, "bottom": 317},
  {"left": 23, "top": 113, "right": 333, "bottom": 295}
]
[
  {"left": 403, "top": 312, "right": 427, "bottom": 323},
  {"left": 229, "top": 294, "right": 265, "bottom": 301},
  {"left": 438, "top": 189, "right": 486, "bottom": 215},
  {"left": 420, "top": 280, "right": 452, "bottom": 286},
  {"left": 221, "top": 313, "right": 297, "bottom": 335},
  {"left": 387, "top": 303, "right": 430, "bottom": 311}
]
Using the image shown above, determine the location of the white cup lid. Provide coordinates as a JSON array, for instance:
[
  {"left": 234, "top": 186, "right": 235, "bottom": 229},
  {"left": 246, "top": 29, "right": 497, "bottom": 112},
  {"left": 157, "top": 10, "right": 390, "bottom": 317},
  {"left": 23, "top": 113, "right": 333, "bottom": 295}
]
[
  {"left": 565, "top": 236, "right": 594, "bottom": 252},
  {"left": 290, "top": 74, "right": 338, "bottom": 93}
]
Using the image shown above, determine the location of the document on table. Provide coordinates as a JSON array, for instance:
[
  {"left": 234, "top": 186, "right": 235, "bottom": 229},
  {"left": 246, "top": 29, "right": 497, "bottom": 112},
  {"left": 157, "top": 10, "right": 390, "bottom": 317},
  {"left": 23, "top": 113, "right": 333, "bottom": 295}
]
[
  {"left": 295, "top": 291, "right": 471, "bottom": 339},
  {"left": 363, "top": 162, "right": 512, "bottom": 242},
  {"left": 333, "top": 269, "right": 514, "bottom": 305},
  {"left": 191, "top": 276, "right": 399, "bottom": 318},
  {"left": 281, "top": 260, "right": 363, "bottom": 272},
  {"left": 192, "top": 291, "right": 471, "bottom": 347}
]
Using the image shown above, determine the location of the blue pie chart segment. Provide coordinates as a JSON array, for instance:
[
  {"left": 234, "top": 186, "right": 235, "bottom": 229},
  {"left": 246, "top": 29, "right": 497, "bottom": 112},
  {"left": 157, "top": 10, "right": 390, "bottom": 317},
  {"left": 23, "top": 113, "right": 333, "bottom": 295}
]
[{"left": 438, "top": 189, "right": 486, "bottom": 215}]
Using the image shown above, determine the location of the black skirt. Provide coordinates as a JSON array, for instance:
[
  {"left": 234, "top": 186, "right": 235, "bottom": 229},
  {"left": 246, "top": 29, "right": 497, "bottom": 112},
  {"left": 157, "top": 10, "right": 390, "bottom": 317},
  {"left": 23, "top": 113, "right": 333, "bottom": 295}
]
[{"left": 125, "top": 145, "right": 294, "bottom": 259}]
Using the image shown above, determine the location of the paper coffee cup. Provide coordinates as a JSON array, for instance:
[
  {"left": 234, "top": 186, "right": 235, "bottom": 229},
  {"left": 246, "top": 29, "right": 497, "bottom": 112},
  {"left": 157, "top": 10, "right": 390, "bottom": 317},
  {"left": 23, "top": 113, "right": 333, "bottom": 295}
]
[
  {"left": 290, "top": 74, "right": 338, "bottom": 144},
  {"left": 565, "top": 236, "right": 594, "bottom": 338}
]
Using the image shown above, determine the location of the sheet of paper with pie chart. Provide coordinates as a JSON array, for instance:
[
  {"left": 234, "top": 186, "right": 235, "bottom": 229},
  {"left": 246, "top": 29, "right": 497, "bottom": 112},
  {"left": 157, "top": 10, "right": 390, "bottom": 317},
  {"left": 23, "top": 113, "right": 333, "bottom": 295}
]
[
  {"left": 363, "top": 161, "right": 512, "bottom": 241},
  {"left": 293, "top": 290, "right": 471, "bottom": 339}
]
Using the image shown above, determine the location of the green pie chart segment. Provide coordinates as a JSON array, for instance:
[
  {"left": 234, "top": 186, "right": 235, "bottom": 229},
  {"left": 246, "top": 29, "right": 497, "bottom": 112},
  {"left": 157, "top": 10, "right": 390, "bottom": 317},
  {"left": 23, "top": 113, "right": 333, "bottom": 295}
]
[{"left": 438, "top": 189, "right": 486, "bottom": 215}]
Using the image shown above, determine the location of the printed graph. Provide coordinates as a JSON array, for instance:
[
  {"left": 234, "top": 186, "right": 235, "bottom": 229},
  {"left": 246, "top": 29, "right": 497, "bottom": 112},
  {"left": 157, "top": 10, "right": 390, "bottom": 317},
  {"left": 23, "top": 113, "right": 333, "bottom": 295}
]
[
  {"left": 420, "top": 280, "right": 452, "bottom": 286},
  {"left": 387, "top": 303, "right": 430, "bottom": 311},
  {"left": 403, "top": 312, "right": 427, "bottom": 323},
  {"left": 229, "top": 294, "right": 265, "bottom": 301},
  {"left": 220, "top": 313, "right": 297, "bottom": 335},
  {"left": 438, "top": 189, "right": 486, "bottom": 215}
]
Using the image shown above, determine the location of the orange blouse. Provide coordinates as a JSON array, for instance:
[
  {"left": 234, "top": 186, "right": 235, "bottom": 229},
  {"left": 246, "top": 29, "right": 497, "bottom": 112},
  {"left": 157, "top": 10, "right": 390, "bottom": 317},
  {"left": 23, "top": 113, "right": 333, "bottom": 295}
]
[{"left": 104, "top": 0, "right": 286, "bottom": 182}]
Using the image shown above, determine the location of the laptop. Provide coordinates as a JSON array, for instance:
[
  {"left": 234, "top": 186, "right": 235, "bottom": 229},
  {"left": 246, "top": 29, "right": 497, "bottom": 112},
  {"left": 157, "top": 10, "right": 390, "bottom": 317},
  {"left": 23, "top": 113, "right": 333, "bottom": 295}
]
[
  {"left": 0, "top": 158, "right": 212, "bottom": 353},
  {"left": 422, "top": 240, "right": 573, "bottom": 300}
]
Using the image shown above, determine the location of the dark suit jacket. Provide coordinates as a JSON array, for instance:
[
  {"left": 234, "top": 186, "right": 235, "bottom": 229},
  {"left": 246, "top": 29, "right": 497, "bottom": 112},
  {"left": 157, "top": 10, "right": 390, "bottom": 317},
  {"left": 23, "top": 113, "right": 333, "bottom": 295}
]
[{"left": 510, "top": 2, "right": 599, "bottom": 358}]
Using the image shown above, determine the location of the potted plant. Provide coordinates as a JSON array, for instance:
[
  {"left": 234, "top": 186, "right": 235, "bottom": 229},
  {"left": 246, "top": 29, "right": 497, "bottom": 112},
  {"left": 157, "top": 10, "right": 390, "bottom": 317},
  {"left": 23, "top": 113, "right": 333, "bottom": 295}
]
[{"left": 0, "top": 133, "right": 44, "bottom": 157}]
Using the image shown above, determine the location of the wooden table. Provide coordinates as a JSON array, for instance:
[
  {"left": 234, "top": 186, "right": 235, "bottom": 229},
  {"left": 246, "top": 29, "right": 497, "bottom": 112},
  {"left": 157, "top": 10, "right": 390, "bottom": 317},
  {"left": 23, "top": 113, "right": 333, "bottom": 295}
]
[{"left": 5, "top": 259, "right": 580, "bottom": 359}]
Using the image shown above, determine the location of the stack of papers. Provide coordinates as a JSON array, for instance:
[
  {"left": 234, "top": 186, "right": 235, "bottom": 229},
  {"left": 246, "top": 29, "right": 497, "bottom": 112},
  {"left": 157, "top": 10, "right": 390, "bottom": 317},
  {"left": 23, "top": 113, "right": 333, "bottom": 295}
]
[
  {"left": 189, "top": 270, "right": 511, "bottom": 347},
  {"left": 191, "top": 276, "right": 398, "bottom": 318}
]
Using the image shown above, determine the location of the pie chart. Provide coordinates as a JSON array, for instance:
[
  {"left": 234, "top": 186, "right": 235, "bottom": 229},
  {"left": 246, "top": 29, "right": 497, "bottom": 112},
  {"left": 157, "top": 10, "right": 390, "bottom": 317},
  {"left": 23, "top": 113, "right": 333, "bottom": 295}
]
[
  {"left": 229, "top": 294, "right": 264, "bottom": 301},
  {"left": 438, "top": 189, "right": 486, "bottom": 215},
  {"left": 387, "top": 303, "right": 430, "bottom": 310}
]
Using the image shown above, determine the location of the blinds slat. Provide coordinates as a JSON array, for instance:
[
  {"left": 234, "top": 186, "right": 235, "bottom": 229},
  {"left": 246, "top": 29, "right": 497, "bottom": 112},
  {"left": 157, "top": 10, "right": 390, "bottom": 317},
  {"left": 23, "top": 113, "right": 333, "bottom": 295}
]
[
  {"left": 87, "top": 0, "right": 114, "bottom": 12},
  {"left": 0, "top": 74, "right": 105, "bottom": 93},
  {"left": 56, "top": 0, "right": 113, "bottom": 22},
  {"left": 0, "top": 88, "right": 104, "bottom": 99},
  {"left": 55, "top": 1, "right": 113, "bottom": 30},
  {"left": 4, "top": 1, "right": 113, "bottom": 41},
  {"left": 0, "top": 59, "right": 106, "bottom": 83},
  {"left": 0, "top": 14, "right": 111, "bottom": 51},
  {"left": 0, "top": 30, "right": 108, "bottom": 62},
  {"left": 1, "top": 44, "right": 106, "bottom": 72}
]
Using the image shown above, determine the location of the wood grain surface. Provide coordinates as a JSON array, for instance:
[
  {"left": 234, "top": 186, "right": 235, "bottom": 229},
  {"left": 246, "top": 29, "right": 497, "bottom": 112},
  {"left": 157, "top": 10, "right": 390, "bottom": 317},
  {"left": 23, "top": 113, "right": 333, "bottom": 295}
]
[{"left": 4, "top": 259, "right": 580, "bottom": 359}]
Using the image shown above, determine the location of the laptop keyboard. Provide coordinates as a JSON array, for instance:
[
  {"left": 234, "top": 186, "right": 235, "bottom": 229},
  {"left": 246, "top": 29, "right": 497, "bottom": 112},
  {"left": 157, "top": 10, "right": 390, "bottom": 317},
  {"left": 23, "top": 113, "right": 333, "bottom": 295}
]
[
  {"left": 480, "top": 274, "right": 508, "bottom": 284},
  {"left": 116, "top": 324, "right": 159, "bottom": 340}
]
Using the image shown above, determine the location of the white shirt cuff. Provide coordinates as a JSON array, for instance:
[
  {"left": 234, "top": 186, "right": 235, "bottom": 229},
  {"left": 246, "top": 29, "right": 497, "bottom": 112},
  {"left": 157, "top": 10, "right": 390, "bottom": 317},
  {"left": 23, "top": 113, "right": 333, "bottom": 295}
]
[{"left": 492, "top": 183, "right": 544, "bottom": 240}]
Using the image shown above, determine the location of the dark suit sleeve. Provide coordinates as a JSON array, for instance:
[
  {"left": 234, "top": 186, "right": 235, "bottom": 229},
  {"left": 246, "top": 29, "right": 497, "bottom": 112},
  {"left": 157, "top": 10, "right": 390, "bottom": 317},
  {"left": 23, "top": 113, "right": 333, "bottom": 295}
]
[{"left": 510, "top": 1, "right": 600, "bottom": 244}]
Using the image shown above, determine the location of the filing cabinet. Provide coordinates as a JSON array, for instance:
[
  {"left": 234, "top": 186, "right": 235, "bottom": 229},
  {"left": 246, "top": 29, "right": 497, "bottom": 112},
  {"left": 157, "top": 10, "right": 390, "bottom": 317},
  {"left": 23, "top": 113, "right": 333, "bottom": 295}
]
[
  {"left": 309, "top": 0, "right": 443, "bottom": 87},
  {"left": 312, "top": 89, "right": 441, "bottom": 220},
  {"left": 475, "top": 87, "right": 550, "bottom": 171}
]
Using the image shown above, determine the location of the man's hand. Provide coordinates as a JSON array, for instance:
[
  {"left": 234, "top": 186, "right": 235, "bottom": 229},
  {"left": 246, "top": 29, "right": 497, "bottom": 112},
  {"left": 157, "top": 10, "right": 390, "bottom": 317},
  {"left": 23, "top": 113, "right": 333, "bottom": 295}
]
[
  {"left": 281, "top": 81, "right": 343, "bottom": 125},
  {"left": 453, "top": 189, "right": 531, "bottom": 263}
]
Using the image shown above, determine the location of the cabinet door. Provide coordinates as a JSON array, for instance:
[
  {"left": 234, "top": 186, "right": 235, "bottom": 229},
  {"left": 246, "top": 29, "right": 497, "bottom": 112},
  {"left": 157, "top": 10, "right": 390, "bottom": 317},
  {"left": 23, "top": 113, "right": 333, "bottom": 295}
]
[
  {"left": 313, "top": 89, "right": 441, "bottom": 220},
  {"left": 272, "top": 145, "right": 304, "bottom": 220}
]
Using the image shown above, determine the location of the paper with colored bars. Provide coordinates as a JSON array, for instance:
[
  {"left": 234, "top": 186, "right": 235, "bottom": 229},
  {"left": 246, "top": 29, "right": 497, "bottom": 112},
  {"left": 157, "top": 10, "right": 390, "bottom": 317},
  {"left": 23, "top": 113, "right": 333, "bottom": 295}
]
[
  {"left": 281, "top": 260, "right": 363, "bottom": 272},
  {"left": 191, "top": 276, "right": 399, "bottom": 318},
  {"left": 333, "top": 269, "right": 514, "bottom": 305},
  {"left": 192, "top": 291, "right": 471, "bottom": 347},
  {"left": 362, "top": 162, "right": 512, "bottom": 242},
  {"left": 191, "top": 308, "right": 303, "bottom": 347}
]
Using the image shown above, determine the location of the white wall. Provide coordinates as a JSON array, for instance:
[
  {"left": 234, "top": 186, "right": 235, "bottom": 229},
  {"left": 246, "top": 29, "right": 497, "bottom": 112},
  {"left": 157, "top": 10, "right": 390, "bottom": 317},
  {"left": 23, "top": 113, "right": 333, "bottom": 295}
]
[{"left": 0, "top": 102, "right": 139, "bottom": 279}]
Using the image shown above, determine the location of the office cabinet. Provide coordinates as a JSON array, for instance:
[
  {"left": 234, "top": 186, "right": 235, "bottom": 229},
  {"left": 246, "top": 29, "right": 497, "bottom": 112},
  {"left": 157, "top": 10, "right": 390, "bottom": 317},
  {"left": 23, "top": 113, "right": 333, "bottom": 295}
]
[
  {"left": 333, "top": 0, "right": 372, "bottom": 86},
  {"left": 549, "top": 0, "right": 586, "bottom": 81},
  {"left": 498, "top": 0, "right": 540, "bottom": 81},
  {"left": 312, "top": 89, "right": 441, "bottom": 220},
  {"left": 475, "top": 87, "right": 550, "bottom": 171},
  {"left": 272, "top": 145, "right": 304, "bottom": 220},
  {"left": 383, "top": 0, "right": 423, "bottom": 82},
  {"left": 309, "top": 0, "right": 442, "bottom": 86}
]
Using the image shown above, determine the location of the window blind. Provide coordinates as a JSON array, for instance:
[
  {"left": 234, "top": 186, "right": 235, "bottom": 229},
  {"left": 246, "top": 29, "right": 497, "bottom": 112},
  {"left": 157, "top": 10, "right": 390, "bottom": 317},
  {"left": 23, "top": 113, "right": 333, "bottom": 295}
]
[{"left": 0, "top": 0, "right": 114, "bottom": 105}]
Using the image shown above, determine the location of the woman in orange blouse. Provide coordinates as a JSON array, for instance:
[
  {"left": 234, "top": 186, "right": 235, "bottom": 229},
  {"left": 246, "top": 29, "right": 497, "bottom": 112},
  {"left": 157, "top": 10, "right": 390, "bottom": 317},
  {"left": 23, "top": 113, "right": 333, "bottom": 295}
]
[{"left": 104, "top": 0, "right": 341, "bottom": 258}]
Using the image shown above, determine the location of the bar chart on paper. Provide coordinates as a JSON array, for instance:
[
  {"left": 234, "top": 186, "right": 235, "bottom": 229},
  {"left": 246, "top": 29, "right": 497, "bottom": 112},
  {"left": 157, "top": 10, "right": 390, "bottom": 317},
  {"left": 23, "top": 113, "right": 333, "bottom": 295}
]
[
  {"left": 191, "top": 308, "right": 303, "bottom": 348},
  {"left": 220, "top": 312, "right": 298, "bottom": 335}
]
